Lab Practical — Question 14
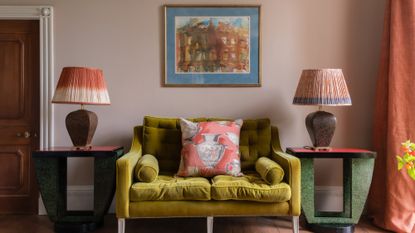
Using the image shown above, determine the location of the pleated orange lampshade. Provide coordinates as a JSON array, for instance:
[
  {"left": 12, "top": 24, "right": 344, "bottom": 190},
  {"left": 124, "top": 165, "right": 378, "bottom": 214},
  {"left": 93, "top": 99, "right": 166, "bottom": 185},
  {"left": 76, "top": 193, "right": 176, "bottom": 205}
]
[
  {"left": 52, "top": 67, "right": 110, "bottom": 105},
  {"left": 293, "top": 69, "right": 351, "bottom": 106}
]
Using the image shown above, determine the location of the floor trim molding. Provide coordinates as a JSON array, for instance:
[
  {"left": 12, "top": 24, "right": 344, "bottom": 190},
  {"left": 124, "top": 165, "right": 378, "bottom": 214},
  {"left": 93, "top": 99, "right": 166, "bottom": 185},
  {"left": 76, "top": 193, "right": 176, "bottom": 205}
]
[
  {"left": 315, "top": 185, "right": 343, "bottom": 212},
  {"left": 39, "top": 185, "right": 115, "bottom": 215},
  {"left": 40, "top": 185, "right": 342, "bottom": 215}
]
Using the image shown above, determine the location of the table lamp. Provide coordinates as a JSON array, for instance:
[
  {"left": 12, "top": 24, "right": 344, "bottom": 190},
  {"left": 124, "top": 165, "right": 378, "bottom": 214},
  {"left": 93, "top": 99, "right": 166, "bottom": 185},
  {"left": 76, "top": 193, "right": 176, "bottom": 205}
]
[
  {"left": 293, "top": 69, "right": 351, "bottom": 150},
  {"left": 52, "top": 67, "right": 110, "bottom": 148}
]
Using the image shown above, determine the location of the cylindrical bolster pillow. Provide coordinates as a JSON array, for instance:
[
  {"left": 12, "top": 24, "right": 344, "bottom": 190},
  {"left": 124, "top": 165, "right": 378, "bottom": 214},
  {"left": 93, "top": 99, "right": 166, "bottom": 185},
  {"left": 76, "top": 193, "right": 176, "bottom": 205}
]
[
  {"left": 135, "top": 154, "right": 159, "bottom": 182},
  {"left": 255, "top": 157, "right": 285, "bottom": 185}
]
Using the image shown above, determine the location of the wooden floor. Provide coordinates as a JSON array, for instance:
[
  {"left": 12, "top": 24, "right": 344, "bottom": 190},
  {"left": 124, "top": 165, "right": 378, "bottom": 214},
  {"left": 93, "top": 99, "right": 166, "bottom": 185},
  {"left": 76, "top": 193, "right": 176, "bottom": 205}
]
[{"left": 0, "top": 215, "right": 391, "bottom": 233}]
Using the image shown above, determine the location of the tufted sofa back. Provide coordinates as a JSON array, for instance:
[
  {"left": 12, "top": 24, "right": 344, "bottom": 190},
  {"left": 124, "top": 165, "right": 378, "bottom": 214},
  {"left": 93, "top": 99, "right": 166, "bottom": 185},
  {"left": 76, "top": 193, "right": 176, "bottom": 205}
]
[{"left": 142, "top": 116, "right": 272, "bottom": 173}]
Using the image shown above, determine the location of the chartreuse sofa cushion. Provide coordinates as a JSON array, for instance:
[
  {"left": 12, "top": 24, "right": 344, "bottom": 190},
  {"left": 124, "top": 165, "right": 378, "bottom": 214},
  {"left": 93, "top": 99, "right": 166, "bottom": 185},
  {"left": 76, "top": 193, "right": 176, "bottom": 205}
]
[
  {"left": 255, "top": 157, "right": 285, "bottom": 185},
  {"left": 130, "top": 175, "right": 211, "bottom": 201},
  {"left": 211, "top": 173, "right": 291, "bottom": 202},
  {"left": 134, "top": 154, "right": 159, "bottom": 182}
]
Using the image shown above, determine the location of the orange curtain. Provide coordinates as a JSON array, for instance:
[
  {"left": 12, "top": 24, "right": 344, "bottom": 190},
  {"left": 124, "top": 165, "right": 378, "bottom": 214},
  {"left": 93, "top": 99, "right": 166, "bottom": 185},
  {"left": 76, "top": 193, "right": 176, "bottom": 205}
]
[{"left": 368, "top": 1, "right": 415, "bottom": 232}]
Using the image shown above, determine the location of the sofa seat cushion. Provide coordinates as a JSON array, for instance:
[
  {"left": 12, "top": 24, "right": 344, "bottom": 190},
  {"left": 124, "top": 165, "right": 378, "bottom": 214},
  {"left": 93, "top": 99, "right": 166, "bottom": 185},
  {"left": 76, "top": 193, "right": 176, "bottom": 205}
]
[
  {"left": 130, "top": 175, "right": 211, "bottom": 201},
  {"left": 211, "top": 173, "right": 291, "bottom": 203}
]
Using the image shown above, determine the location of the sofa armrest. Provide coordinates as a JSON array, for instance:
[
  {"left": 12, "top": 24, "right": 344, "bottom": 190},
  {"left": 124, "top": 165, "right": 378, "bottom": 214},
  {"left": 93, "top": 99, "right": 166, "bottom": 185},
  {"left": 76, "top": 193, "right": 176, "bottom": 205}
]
[
  {"left": 116, "top": 126, "right": 143, "bottom": 218},
  {"left": 270, "top": 126, "right": 301, "bottom": 216}
]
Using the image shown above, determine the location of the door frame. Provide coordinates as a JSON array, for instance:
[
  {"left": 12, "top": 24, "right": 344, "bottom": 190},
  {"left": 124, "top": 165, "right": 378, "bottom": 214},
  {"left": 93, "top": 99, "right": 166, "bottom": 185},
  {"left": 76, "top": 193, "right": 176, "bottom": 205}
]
[
  {"left": 0, "top": 6, "right": 54, "bottom": 214},
  {"left": 0, "top": 6, "right": 54, "bottom": 149}
]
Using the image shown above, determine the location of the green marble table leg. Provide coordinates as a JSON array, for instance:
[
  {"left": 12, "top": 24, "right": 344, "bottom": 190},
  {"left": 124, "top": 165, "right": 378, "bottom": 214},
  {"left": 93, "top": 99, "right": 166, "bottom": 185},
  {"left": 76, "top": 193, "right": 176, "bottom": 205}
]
[
  {"left": 300, "top": 158, "right": 375, "bottom": 225},
  {"left": 34, "top": 157, "right": 67, "bottom": 222},
  {"left": 300, "top": 158, "right": 315, "bottom": 222},
  {"left": 93, "top": 156, "right": 118, "bottom": 223},
  {"left": 350, "top": 158, "right": 374, "bottom": 222}
]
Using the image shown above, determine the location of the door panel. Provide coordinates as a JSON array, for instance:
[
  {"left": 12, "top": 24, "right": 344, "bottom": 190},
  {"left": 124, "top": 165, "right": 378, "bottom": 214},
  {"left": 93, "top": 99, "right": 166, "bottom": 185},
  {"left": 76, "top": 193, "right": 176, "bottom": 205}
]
[
  {"left": 0, "top": 20, "right": 39, "bottom": 214},
  {"left": 0, "top": 38, "right": 24, "bottom": 119},
  {"left": 0, "top": 146, "right": 30, "bottom": 195}
]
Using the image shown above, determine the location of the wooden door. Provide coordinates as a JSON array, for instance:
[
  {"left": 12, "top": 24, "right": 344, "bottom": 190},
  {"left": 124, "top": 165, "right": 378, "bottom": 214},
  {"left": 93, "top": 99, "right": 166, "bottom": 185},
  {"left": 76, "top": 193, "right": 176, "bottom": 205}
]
[{"left": 0, "top": 20, "right": 39, "bottom": 213}]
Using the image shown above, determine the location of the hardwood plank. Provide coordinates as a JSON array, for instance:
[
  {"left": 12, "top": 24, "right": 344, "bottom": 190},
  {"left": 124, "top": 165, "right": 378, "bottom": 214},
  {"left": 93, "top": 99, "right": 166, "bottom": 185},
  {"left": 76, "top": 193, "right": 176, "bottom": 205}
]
[{"left": 0, "top": 214, "right": 392, "bottom": 233}]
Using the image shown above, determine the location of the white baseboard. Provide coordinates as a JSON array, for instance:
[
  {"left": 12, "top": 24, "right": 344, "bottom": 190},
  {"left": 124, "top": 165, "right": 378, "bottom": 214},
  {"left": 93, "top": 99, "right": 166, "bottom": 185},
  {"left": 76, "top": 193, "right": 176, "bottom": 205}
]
[
  {"left": 39, "top": 185, "right": 343, "bottom": 215},
  {"left": 38, "top": 185, "right": 115, "bottom": 215},
  {"left": 38, "top": 195, "right": 47, "bottom": 215},
  {"left": 315, "top": 185, "right": 343, "bottom": 212}
]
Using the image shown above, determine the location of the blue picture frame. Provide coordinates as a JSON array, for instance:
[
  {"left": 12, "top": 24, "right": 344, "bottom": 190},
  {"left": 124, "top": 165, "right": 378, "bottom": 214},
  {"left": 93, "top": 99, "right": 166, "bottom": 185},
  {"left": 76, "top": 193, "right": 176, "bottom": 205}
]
[{"left": 164, "top": 5, "right": 261, "bottom": 87}]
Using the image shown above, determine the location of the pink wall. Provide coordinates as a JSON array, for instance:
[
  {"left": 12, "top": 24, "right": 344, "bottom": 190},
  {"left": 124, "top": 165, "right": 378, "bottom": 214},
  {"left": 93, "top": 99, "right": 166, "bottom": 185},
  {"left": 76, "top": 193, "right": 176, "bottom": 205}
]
[{"left": 3, "top": 0, "right": 385, "bottom": 186}]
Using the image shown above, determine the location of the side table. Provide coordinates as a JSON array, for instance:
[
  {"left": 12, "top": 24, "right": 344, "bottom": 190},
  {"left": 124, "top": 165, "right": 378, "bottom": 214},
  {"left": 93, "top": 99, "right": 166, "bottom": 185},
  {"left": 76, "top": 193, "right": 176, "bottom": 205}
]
[
  {"left": 286, "top": 148, "right": 376, "bottom": 233},
  {"left": 33, "top": 146, "right": 124, "bottom": 233}
]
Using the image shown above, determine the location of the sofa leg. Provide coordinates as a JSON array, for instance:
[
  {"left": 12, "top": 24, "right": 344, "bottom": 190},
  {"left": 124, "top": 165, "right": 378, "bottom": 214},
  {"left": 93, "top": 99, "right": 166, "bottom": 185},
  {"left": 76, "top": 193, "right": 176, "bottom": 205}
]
[
  {"left": 207, "top": 216, "right": 213, "bottom": 233},
  {"left": 292, "top": 216, "right": 299, "bottom": 233},
  {"left": 118, "top": 218, "right": 125, "bottom": 233}
]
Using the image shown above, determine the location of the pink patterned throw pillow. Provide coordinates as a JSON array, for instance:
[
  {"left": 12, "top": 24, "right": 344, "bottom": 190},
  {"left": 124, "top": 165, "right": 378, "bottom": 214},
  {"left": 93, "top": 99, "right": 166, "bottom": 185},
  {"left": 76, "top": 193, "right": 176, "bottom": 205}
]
[{"left": 177, "top": 118, "right": 243, "bottom": 177}]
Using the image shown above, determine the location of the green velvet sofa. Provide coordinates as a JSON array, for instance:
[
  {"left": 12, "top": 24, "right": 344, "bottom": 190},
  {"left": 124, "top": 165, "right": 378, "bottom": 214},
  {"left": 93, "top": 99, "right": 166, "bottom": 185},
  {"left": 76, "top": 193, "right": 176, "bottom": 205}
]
[{"left": 116, "top": 116, "right": 301, "bottom": 233}]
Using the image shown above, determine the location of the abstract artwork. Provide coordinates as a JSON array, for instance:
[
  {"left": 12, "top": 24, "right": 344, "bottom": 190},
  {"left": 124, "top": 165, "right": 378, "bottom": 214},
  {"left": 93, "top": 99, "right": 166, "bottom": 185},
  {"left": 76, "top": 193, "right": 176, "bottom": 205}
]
[
  {"left": 175, "top": 16, "right": 250, "bottom": 73},
  {"left": 164, "top": 5, "right": 261, "bottom": 87}
]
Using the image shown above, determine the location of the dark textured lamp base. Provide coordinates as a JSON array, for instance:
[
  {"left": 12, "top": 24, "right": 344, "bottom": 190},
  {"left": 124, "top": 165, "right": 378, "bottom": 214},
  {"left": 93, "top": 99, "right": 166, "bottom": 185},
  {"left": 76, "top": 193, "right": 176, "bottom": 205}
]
[
  {"left": 66, "top": 109, "right": 98, "bottom": 147},
  {"left": 305, "top": 110, "right": 336, "bottom": 148}
]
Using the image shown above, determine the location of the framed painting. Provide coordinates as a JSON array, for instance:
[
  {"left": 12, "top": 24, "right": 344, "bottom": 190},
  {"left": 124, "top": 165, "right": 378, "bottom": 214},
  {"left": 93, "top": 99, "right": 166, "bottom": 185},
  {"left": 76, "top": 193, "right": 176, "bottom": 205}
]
[{"left": 163, "top": 5, "right": 261, "bottom": 87}]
